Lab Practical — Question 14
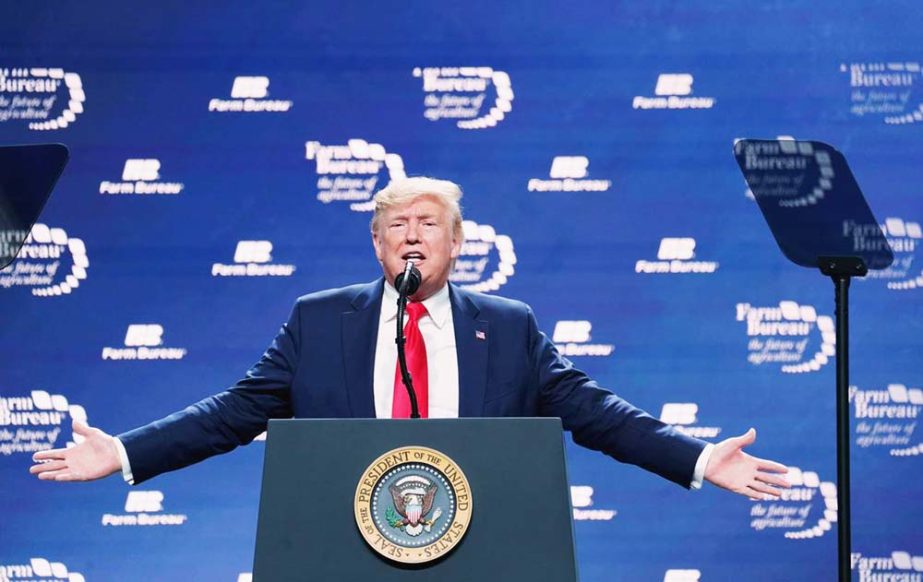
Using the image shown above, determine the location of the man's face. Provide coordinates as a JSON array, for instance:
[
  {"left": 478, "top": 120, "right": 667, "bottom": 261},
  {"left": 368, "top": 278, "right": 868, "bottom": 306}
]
[{"left": 372, "top": 195, "right": 461, "bottom": 301}]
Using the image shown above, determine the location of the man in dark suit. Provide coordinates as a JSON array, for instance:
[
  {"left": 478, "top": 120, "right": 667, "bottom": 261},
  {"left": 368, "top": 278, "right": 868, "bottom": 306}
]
[{"left": 31, "top": 177, "right": 789, "bottom": 499}]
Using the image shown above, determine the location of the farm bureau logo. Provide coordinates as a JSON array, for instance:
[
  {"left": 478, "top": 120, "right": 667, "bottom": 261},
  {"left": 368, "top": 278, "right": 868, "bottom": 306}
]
[
  {"left": 858, "top": 217, "right": 922, "bottom": 290},
  {"left": 663, "top": 570, "right": 701, "bottom": 582},
  {"left": 449, "top": 220, "right": 516, "bottom": 293},
  {"left": 633, "top": 73, "right": 716, "bottom": 110},
  {"left": 660, "top": 403, "right": 722, "bottom": 439},
  {"left": 305, "top": 139, "right": 406, "bottom": 212},
  {"left": 552, "top": 321, "right": 614, "bottom": 357},
  {"left": 851, "top": 383, "right": 921, "bottom": 457},
  {"left": 211, "top": 241, "right": 296, "bottom": 277},
  {"left": 0, "top": 558, "right": 85, "bottom": 581},
  {"left": 635, "top": 238, "right": 719, "bottom": 274},
  {"left": 412, "top": 66, "right": 513, "bottom": 129},
  {"left": 0, "top": 223, "right": 88, "bottom": 297},
  {"left": 749, "top": 466, "right": 837, "bottom": 540},
  {"left": 841, "top": 62, "right": 923, "bottom": 125},
  {"left": 852, "top": 550, "right": 923, "bottom": 581},
  {"left": 736, "top": 301, "right": 835, "bottom": 374},
  {"left": 741, "top": 135, "right": 800, "bottom": 201},
  {"left": 0, "top": 67, "right": 85, "bottom": 130},
  {"left": 527, "top": 156, "right": 612, "bottom": 192},
  {"left": 99, "top": 159, "right": 185, "bottom": 195},
  {"left": 570, "top": 485, "right": 617, "bottom": 521},
  {"left": 0, "top": 390, "right": 87, "bottom": 456},
  {"left": 208, "top": 76, "right": 293, "bottom": 113},
  {"left": 101, "top": 491, "right": 188, "bottom": 527},
  {"left": 736, "top": 139, "right": 834, "bottom": 208},
  {"left": 101, "top": 325, "right": 187, "bottom": 361}
]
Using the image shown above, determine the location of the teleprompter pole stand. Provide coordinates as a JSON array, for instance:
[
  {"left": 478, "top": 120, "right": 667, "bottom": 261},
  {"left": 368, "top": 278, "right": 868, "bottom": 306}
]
[{"left": 818, "top": 255, "right": 867, "bottom": 582}]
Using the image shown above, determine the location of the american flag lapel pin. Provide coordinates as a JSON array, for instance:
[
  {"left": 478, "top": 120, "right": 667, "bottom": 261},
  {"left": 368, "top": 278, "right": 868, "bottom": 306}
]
[{"left": 475, "top": 330, "right": 486, "bottom": 341}]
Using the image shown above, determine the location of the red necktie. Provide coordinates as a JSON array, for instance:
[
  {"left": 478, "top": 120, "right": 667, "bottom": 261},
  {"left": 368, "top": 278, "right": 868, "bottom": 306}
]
[{"left": 392, "top": 301, "right": 429, "bottom": 418}]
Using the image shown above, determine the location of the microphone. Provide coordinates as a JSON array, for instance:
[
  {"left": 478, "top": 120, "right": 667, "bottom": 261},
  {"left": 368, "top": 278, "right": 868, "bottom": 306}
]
[
  {"left": 395, "top": 259, "right": 422, "bottom": 418},
  {"left": 395, "top": 260, "right": 422, "bottom": 297}
]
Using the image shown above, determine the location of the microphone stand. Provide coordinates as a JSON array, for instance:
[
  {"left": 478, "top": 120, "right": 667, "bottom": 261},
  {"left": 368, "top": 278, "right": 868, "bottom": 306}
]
[{"left": 395, "top": 263, "right": 421, "bottom": 419}]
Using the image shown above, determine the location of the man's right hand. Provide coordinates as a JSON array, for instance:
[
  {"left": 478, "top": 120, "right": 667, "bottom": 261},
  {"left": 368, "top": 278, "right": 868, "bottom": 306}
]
[{"left": 30, "top": 420, "right": 121, "bottom": 482}]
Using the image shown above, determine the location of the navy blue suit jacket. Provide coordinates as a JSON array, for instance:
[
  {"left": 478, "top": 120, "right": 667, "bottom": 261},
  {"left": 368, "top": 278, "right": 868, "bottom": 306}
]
[{"left": 120, "top": 279, "right": 706, "bottom": 485}]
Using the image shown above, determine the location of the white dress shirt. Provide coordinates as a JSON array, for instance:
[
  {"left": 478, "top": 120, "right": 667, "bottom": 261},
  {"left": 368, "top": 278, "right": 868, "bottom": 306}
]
[
  {"left": 374, "top": 282, "right": 459, "bottom": 419},
  {"left": 117, "top": 282, "right": 712, "bottom": 487}
]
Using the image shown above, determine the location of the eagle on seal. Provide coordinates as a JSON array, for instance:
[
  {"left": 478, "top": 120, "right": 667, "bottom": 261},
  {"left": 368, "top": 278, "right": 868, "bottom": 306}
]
[{"left": 389, "top": 475, "right": 442, "bottom": 536}]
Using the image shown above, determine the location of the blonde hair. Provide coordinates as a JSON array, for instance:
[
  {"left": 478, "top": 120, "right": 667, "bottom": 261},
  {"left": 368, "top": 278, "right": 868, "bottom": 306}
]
[{"left": 370, "top": 177, "right": 463, "bottom": 236}]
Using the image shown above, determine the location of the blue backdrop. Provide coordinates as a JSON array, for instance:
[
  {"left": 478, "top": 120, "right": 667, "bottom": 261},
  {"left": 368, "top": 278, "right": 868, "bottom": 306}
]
[{"left": 1, "top": 2, "right": 921, "bottom": 580}]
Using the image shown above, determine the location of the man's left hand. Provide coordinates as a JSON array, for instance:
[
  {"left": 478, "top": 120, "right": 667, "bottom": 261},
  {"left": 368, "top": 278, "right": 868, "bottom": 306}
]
[{"left": 704, "top": 428, "right": 790, "bottom": 500}]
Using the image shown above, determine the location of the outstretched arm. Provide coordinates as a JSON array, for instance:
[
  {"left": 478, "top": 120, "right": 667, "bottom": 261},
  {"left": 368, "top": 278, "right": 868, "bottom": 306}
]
[
  {"left": 30, "top": 420, "right": 121, "bottom": 482},
  {"left": 526, "top": 306, "right": 706, "bottom": 488},
  {"left": 30, "top": 301, "right": 302, "bottom": 486},
  {"left": 704, "top": 428, "right": 790, "bottom": 499}
]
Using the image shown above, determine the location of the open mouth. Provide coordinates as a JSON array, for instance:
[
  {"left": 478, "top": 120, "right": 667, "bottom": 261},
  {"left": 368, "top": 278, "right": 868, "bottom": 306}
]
[{"left": 402, "top": 252, "right": 426, "bottom": 262}]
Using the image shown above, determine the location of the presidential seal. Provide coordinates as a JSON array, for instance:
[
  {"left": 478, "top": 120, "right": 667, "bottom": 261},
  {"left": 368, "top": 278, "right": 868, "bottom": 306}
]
[{"left": 354, "top": 446, "right": 473, "bottom": 564}]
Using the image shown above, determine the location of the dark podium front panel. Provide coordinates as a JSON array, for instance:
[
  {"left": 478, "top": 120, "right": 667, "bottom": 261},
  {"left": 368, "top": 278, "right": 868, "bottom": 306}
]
[{"left": 253, "top": 418, "right": 578, "bottom": 581}]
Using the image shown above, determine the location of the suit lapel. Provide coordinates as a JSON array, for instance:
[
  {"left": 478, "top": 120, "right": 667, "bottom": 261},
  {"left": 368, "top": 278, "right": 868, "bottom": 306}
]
[
  {"left": 451, "top": 285, "right": 489, "bottom": 417},
  {"left": 341, "top": 279, "right": 383, "bottom": 418}
]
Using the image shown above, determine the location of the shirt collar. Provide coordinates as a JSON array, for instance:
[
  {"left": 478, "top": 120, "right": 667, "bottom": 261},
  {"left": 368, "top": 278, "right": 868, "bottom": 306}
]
[{"left": 382, "top": 281, "right": 451, "bottom": 329}]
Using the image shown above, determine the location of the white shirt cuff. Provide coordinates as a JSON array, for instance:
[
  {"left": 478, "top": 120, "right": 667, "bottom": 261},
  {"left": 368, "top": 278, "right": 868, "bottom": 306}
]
[
  {"left": 690, "top": 442, "right": 715, "bottom": 490},
  {"left": 112, "top": 437, "right": 135, "bottom": 485}
]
